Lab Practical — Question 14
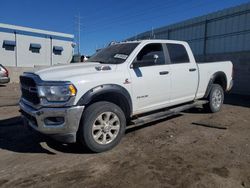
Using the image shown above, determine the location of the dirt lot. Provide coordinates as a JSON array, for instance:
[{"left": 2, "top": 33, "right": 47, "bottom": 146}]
[{"left": 0, "top": 84, "right": 250, "bottom": 188}]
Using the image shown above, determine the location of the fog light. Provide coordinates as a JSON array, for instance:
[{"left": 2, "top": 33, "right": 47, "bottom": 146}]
[{"left": 44, "top": 117, "right": 64, "bottom": 126}]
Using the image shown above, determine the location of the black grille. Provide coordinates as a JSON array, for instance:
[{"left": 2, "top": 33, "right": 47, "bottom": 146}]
[{"left": 20, "top": 76, "right": 40, "bottom": 105}]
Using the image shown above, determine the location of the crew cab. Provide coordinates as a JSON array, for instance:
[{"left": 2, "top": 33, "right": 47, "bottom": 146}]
[{"left": 19, "top": 40, "right": 233, "bottom": 152}]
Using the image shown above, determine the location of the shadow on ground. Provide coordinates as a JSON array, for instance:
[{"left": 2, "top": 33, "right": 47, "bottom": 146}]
[
  {"left": 0, "top": 93, "right": 248, "bottom": 155},
  {"left": 0, "top": 116, "right": 91, "bottom": 154},
  {"left": 224, "top": 93, "right": 250, "bottom": 108},
  {"left": 126, "top": 114, "right": 182, "bottom": 134},
  {"left": 0, "top": 114, "right": 183, "bottom": 155},
  {"left": 186, "top": 94, "right": 250, "bottom": 114}
]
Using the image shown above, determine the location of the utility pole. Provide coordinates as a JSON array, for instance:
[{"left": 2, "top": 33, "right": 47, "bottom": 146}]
[
  {"left": 75, "top": 13, "right": 82, "bottom": 55},
  {"left": 151, "top": 27, "right": 155, "bottom": 39}
]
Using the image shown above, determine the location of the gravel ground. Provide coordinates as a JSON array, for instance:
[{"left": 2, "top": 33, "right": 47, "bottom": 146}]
[{"left": 0, "top": 84, "right": 250, "bottom": 188}]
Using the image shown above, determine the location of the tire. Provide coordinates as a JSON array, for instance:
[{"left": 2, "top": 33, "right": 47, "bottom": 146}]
[
  {"left": 78, "top": 101, "right": 126, "bottom": 153},
  {"left": 204, "top": 84, "right": 224, "bottom": 113}
]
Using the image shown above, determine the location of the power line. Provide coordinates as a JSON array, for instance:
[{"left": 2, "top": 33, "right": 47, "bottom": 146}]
[
  {"left": 83, "top": 0, "right": 186, "bottom": 31},
  {"left": 83, "top": 0, "right": 208, "bottom": 35},
  {"left": 83, "top": 0, "right": 230, "bottom": 36},
  {"left": 81, "top": 0, "right": 240, "bottom": 54},
  {"left": 84, "top": 0, "right": 179, "bottom": 26},
  {"left": 84, "top": 0, "right": 200, "bottom": 34}
]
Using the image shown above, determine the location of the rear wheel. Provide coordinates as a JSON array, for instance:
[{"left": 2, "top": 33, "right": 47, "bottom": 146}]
[
  {"left": 204, "top": 84, "right": 224, "bottom": 113},
  {"left": 78, "top": 101, "right": 126, "bottom": 153}
]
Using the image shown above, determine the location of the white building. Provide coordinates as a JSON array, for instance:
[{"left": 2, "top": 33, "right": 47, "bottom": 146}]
[{"left": 0, "top": 23, "right": 74, "bottom": 67}]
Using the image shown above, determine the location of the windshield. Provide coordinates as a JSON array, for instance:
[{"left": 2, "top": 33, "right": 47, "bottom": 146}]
[{"left": 87, "top": 43, "right": 139, "bottom": 64}]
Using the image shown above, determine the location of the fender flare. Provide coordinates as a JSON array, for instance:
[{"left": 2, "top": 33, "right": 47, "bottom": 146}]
[
  {"left": 77, "top": 84, "right": 133, "bottom": 116},
  {"left": 204, "top": 71, "right": 227, "bottom": 98}
]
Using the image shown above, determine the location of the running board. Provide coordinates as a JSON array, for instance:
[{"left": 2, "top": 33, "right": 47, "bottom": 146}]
[{"left": 128, "top": 100, "right": 208, "bottom": 128}]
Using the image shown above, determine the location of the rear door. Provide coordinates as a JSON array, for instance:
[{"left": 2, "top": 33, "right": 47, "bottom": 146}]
[
  {"left": 129, "top": 43, "right": 171, "bottom": 114},
  {"left": 166, "top": 43, "right": 198, "bottom": 105}
]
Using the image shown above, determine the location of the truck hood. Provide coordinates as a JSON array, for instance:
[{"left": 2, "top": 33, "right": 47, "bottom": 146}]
[{"left": 35, "top": 62, "right": 116, "bottom": 81}]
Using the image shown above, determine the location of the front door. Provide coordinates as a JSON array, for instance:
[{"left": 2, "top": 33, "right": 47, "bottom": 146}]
[{"left": 128, "top": 43, "right": 171, "bottom": 114}]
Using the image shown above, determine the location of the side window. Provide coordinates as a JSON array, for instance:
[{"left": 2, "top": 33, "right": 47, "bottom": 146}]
[
  {"left": 3, "top": 40, "right": 16, "bottom": 51},
  {"left": 135, "top": 43, "right": 165, "bottom": 67},
  {"left": 53, "top": 46, "right": 63, "bottom": 55},
  {"left": 29, "top": 43, "right": 41, "bottom": 54},
  {"left": 167, "top": 44, "right": 190, "bottom": 64}
]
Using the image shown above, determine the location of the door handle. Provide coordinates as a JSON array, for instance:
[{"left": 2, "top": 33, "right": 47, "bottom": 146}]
[
  {"left": 159, "top": 71, "right": 169, "bottom": 75},
  {"left": 189, "top": 68, "right": 197, "bottom": 72}
]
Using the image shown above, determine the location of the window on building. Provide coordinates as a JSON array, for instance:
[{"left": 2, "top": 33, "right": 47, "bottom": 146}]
[
  {"left": 53, "top": 46, "right": 63, "bottom": 55},
  {"left": 2, "top": 40, "right": 16, "bottom": 51},
  {"left": 166, "top": 43, "right": 190, "bottom": 64},
  {"left": 30, "top": 43, "right": 41, "bottom": 53}
]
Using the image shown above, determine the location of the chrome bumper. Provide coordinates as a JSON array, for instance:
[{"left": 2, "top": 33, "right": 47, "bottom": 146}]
[
  {"left": 19, "top": 100, "right": 84, "bottom": 143},
  {"left": 0, "top": 77, "right": 10, "bottom": 84}
]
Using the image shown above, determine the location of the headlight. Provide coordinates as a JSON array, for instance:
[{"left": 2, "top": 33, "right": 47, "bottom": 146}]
[{"left": 37, "top": 84, "right": 77, "bottom": 102}]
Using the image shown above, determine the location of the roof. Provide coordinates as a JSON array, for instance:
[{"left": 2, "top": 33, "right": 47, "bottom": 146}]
[
  {"left": 0, "top": 23, "right": 74, "bottom": 41},
  {"left": 124, "top": 39, "right": 188, "bottom": 44}
]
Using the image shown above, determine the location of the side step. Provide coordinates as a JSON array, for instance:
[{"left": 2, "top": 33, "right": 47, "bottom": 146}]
[{"left": 128, "top": 100, "right": 208, "bottom": 128}]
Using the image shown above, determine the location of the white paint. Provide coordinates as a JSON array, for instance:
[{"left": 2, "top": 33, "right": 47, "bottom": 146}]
[
  {"left": 0, "top": 32, "right": 16, "bottom": 66},
  {"left": 0, "top": 23, "right": 73, "bottom": 38},
  {"left": 0, "top": 23, "right": 74, "bottom": 67},
  {"left": 52, "top": 39, "right": 74, "bottom": 66},
  {"left": 16, "top": 34, "right": 51, "bottom": 67},
  {"left": 34, "top": 40, "right": 233, "bottom": 116}
]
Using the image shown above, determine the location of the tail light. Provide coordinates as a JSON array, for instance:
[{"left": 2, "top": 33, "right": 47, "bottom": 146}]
[
  {"left": 1, "top": 66, "right": 8, "bottom": 77},
  {"left": 4, "top": 68, "right": 9, "bottom": 77}
]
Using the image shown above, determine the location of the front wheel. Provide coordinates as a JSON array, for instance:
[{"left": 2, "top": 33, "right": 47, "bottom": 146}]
[
  {"left": 78, "top": 101, "right": 126, "bottom": 153},
  {"left": 204, "top": 84, "right": 224, "bottom": 113}
]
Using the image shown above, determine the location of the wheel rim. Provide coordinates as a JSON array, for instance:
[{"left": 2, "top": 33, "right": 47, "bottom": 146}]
[
  {"left": 92, "top": 112, "right": 120, "bottom": 145},
  {"left": 212, "top": 89, "right": 222, "bottom": 109}
]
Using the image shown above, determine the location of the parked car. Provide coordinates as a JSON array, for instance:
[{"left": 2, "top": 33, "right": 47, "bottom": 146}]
[
  {"left": 0, "top": 64, "right": 10, "bottom": 84},
  {"left": 19, "top": 40, "right": 233, "bottom": 152}
]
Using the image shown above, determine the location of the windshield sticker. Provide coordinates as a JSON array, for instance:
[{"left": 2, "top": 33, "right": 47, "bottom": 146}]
[{"left": 114, "top": 54, "right": 128, "bottom": 60}]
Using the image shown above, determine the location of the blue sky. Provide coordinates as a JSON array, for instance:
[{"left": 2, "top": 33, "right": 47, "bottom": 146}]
[{"left": 0, "top": 0, "right": 249, "bottom": 55}]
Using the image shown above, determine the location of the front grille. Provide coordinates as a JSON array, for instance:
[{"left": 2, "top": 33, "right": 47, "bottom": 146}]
[{"left": 20, "top": 75, "right": 40, "bottom": 105}]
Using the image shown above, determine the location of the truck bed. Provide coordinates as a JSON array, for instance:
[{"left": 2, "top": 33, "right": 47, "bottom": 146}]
[{"left": 196, "top": 61, "right": 233, "bottom": 99}]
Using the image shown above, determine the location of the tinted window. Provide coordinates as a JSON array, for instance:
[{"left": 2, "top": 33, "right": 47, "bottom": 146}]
[
  {"left": 135, "top": 44, "right": 165, "bottom": 66},
  {"left": 167, "top": 44, "right": 189, "bottom": 64},
  {"left": 87, "top": 43, "right": 139, "bottom": 64}
]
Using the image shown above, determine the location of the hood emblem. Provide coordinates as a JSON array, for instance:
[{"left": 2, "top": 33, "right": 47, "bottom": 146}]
[{"left": 95, "top": 65, "right": 111, "bottom": 71}]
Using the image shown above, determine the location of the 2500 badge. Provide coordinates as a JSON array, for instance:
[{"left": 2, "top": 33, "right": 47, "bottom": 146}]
[{"left": 137, "top": 95, "right": 148, "bottom": 99}]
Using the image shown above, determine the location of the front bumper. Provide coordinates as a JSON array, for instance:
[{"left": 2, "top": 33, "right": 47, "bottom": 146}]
[
  {"left": 19, "top": 100, "right": 84, "bottom": 143},
  {"left": 0, "top": 77, "right": 10, "bottom": 84}
]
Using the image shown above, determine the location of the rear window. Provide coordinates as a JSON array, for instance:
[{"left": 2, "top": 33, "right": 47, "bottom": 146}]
[{"left": 166, "top": 44, "right": 190, "bottom": 64}]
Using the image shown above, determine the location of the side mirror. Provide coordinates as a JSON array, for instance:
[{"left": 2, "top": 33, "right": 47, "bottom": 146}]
[{"left": 153, "top": 54, "right": 159, "bottom": 63}]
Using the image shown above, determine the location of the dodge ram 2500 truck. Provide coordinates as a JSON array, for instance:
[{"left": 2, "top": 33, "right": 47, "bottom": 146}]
[{"left": 19, "top": 40, "right": 233, "bottom": 152}]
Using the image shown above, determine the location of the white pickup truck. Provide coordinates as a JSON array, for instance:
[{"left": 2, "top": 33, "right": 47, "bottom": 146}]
[{"left": 19, "top": 40, "right": 233, "bottom": 152}]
